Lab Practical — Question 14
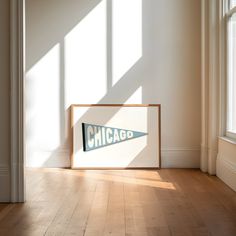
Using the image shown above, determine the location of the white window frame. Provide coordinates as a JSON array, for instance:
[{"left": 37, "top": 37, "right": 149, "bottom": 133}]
[{"left": 226, "top": 0, "right": 236, "bottom": 140}]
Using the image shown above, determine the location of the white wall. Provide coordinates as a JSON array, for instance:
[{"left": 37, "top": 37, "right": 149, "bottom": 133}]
[
  {"left": 25, "top": 0, "right": 201, "bottom": 168},
  {"left": 0, "top": 0, "right": 11, "bottom": 201},
  {"left": 217, "top": 138, "right": 236, "bottom": 191}
]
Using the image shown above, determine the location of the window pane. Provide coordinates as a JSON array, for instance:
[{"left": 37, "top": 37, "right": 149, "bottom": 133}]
[
  {"left": 230, "top": 0, "right": 236, "bottom": 9},
  {"left": 228, "top": 13, "right": 236, "bottom": 133}
]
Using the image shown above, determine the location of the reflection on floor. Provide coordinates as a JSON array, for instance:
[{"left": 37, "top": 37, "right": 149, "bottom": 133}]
[{"left": 0, "top": 169, "right": 236, "bottom": 236}]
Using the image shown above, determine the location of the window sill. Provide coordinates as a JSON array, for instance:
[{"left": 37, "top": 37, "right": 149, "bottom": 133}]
[{"left": 219, "top": 136, "right": 236, "bottom": 145}]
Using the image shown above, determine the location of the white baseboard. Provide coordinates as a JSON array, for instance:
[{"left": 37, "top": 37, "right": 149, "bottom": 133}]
[
  {"left": 161, "top": 148, "right": 200, "bottom": 168},
  {"left": 0, "top": 166, "right": 9, "bottom": 176},
  {"left": 0, "top": 165, "right": 10, "bottom": 202},
  {"left": 26, "top": 148, "right": 201, "bottom": 168},
  {"left": 217, "top": 156, "right": 236, "bottom": 192}
]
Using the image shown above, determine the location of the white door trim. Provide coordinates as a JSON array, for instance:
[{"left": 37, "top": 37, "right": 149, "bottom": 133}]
[
  {"left": 201, "top": 0, "right": 223, "bottom": 175},
  {"left": 10, "top": 0, "right": 25, "bottom": 202},
  {"left": 201, "top": 0, "right": 209, "bottom": 173}
]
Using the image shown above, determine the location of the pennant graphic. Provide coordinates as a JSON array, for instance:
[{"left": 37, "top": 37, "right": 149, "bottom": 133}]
[{"left": 82, "top": 123, "right": 148, "bottom": 151}]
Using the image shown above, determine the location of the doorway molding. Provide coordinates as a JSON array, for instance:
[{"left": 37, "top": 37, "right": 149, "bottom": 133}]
[{"left": 10, "top": 0, "right": 25, "bottom": 202}]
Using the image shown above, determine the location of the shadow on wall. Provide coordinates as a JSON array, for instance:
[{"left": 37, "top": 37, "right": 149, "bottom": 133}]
[{"left": 25, "top": 0, "right": 201, "bottom": 167}]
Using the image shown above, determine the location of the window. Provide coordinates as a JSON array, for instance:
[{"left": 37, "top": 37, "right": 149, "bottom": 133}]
[
  {"left": 226, "top": 0, "right": 236, "bottom": 138},
  {"left": 230, "top": 0, "right": 236, "bottom": 8}
]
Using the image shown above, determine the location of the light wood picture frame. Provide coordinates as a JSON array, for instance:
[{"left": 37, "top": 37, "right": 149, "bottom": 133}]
[{"left": 71, "top": 104, "right": 161, "bottom": 169}]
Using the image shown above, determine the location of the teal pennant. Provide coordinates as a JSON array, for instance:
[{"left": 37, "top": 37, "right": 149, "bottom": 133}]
[{"left": 82, "top": 123, "right": 148, "bottom": 151}]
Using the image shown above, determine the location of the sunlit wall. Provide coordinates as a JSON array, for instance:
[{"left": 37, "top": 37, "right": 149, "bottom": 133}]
[{"left": 25, "top": 0, "right": 201, "bottom": 168}]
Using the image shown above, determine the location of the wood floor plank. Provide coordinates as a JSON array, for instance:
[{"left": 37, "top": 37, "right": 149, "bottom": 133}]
[{"left": 0, "top": 169, "right": 235, "bottom": 236}]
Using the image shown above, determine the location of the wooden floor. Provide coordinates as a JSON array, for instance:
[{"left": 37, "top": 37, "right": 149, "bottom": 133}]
[{"left": 0, "top": 169, "right": 236, "bottom": 236}]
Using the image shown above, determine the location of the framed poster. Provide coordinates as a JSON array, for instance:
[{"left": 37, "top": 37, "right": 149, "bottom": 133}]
[{"left": 71, "top": 104, "right": 161, "bottom": 169}]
